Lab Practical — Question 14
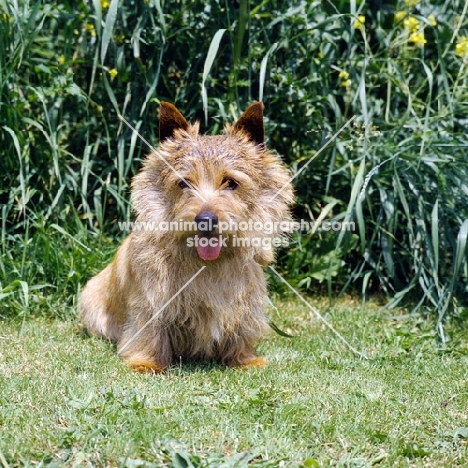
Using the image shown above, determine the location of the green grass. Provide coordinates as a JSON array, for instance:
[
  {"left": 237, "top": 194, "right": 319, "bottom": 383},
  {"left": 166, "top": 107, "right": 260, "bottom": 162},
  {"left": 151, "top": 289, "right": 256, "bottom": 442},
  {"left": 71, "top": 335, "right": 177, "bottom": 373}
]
[{"left": 1, "top": 298, "right": 467, "bottom": 467}]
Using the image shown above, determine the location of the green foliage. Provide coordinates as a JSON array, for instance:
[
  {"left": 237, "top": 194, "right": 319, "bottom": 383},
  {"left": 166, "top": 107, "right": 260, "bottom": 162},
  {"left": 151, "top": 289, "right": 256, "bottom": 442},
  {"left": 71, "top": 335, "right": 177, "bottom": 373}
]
[
  {"left": 1, "top": 300, "right": 468, "bottom": 465},
  {"left": 1, "top": 0, "right": 468, "bottom": 323}
]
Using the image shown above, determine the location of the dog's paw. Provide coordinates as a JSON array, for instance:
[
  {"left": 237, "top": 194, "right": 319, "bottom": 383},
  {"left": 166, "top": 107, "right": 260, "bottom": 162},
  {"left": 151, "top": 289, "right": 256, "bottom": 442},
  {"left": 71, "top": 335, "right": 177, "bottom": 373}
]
[
  {"left": 224, "top": 353, "right": 268, "bottom": 369},
  {"left": 241, "top": 356, "right": 268, "bottom": 369},
  {"left": 127, "top": 359, "right": 167, "bottom": 374}
]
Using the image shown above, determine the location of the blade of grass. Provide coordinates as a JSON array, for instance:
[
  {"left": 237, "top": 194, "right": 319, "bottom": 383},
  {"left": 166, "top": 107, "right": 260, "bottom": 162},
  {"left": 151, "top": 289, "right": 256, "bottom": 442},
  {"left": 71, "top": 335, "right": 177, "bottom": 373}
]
[
  {"left": 100, "top": 0, "right": 119, "bottom": 64},
  {"left": 431, "top": 200, "right": 439, "bottom": 290},
  {"left": 259, "top": 42, "right": 278, "bottom": 102},
  {"left": 91, "top": 0, "right": 102, "bottom": 35},
  {"left": 201, "top": 29, "right": 226, "bottom": 125},
  {"left": 50, "top": 224, "right": 91, "bottom": 252},
  {"left": 154, "top": 0, "right": 166, "bottom": 38}
]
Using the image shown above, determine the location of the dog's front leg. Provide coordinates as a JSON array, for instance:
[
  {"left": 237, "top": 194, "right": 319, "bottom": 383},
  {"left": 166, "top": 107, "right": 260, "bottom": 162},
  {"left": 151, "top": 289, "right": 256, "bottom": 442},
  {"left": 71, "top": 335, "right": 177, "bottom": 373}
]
[
  {"left": 117, "top": 322, "right": 173, "bottom": 374},
  {"left": 218, "top": 334, "right": 267, "bottom": 369}
]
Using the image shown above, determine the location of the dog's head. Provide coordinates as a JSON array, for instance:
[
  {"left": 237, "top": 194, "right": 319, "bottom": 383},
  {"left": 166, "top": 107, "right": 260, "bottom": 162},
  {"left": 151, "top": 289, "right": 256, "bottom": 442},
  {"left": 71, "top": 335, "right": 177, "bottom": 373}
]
[{"left": 131, "top": 102, "right": 294, "bottom": 263}]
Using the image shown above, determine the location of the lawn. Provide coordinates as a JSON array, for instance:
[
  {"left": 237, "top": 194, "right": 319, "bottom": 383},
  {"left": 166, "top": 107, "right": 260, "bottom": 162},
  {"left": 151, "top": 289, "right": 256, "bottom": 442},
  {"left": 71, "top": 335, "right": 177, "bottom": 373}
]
[{"left": 1, "top": 298, "right": 467, "bottom": 467}]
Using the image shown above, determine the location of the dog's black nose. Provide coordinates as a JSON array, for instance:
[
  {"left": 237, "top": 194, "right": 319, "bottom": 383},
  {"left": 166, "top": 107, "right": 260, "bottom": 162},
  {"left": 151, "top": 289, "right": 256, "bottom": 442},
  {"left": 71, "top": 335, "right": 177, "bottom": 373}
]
[{"left": 195, "top": 211, "right": 218, "bottom": 233}]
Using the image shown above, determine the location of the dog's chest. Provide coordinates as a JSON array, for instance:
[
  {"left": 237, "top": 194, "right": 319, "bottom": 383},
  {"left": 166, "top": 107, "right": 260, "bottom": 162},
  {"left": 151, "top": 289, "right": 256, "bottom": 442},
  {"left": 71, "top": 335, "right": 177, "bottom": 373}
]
[{"left": 210, "top": 320, "right": 221, "bottom": 342}]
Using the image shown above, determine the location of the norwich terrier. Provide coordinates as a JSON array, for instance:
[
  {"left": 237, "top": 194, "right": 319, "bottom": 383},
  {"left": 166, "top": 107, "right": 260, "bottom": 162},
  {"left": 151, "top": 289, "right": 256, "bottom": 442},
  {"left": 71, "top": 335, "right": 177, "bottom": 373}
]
[{"left": 79, "top": 101, "right": 293, "bottom": 373}]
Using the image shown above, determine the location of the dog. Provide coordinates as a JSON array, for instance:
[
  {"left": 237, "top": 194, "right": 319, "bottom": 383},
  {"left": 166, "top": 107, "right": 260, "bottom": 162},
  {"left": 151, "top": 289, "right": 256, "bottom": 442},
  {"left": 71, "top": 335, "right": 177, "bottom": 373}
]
[{"left": 79, "top": 101, "right": 293, "bottom": 373}]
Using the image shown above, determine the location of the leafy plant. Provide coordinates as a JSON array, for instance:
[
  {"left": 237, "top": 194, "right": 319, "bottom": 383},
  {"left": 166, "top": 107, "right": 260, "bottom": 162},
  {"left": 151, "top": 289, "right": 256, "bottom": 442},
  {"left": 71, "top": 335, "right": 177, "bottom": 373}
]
[{"left": 1, "top": 0, "right": 467, "bottom": 326}]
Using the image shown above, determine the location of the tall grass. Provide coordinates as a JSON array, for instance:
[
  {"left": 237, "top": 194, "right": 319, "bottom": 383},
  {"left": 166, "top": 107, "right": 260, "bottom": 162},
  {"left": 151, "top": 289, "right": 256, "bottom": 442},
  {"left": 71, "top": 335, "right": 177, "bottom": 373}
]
[{"left": 1, "top": 0, "right": 467, "bottom": 327}]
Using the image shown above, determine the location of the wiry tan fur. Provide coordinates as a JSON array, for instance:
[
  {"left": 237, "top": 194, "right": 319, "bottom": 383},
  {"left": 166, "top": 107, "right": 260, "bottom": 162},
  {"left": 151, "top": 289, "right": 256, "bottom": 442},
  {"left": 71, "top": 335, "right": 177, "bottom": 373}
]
[{"left": 79, "top": 102, "right": 293, "bottom": 373}]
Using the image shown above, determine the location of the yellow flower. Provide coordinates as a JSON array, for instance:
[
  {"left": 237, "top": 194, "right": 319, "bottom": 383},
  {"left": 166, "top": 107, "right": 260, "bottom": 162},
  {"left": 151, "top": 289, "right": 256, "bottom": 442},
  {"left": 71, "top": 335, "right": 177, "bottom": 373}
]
[
  {"left": 455, "top": 37, "right": 468, "bottom": 57},
  {"left": 395, "top": 11, "right": 406, "bottom": 22},
  {"left": 108, "top": 68, "right": 118, "bottom": 79},
  {"left": 85, "top": 23, "right": 96, "bottom": 37},
  {"left": 338, "top": 71, "right": 350, "bottom": 87},
  {"left": 404, "top": 0, "right": 419, "bottom": 7},
  {"left": 115, "top": 34, "right": 126, "bottom": 44},
  {"left": 101, "top": 0, "right": 110, "bottom": 8},
  {"left": 409, "top": 32, "right": 427, "bottom": 47},
  {"left": 404, "top": 17, "right": 419, "bottom": 32},
  {"left": 58, "top": 55, "right": 65, "bottom": 65},
  {"left": 428, "top": 14, "right": 437, "bottom": 27},
  {"left": 354, "top": 15, "right": 365, "bottom": 30}
]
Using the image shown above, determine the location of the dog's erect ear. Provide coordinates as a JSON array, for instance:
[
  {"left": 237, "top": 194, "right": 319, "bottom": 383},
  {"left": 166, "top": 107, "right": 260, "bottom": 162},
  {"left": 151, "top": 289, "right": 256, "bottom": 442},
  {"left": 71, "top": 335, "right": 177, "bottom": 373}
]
[
  {"left": 233, "top": 102, "right": 264, "bottom": 147},
  {"left": 159, "top": 102, "right": 190, "bottom": 142}
]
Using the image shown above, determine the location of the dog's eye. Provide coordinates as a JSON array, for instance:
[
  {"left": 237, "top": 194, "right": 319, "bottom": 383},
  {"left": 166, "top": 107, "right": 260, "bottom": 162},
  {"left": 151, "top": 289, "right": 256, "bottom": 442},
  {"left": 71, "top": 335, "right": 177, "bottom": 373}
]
[
  {"left": 178, "top": 180, "right": 190, "bottom": 189},
  {"left": 223, "top": 178, "right": 238, "bottom": 190}
]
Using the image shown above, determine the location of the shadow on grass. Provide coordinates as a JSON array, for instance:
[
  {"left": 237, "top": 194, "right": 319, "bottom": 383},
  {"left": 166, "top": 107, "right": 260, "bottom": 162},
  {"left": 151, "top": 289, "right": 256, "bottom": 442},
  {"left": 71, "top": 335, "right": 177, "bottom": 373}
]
[{"left": 76, "top": 324, "right": 238, "bottom": 375}]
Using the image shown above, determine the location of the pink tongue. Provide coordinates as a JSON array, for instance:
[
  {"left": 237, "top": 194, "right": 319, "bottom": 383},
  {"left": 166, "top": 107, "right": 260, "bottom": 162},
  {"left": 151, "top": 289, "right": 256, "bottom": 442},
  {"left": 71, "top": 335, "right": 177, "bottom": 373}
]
[{"left": 197, "top": 236, "right": 222, "bottom": 260}]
